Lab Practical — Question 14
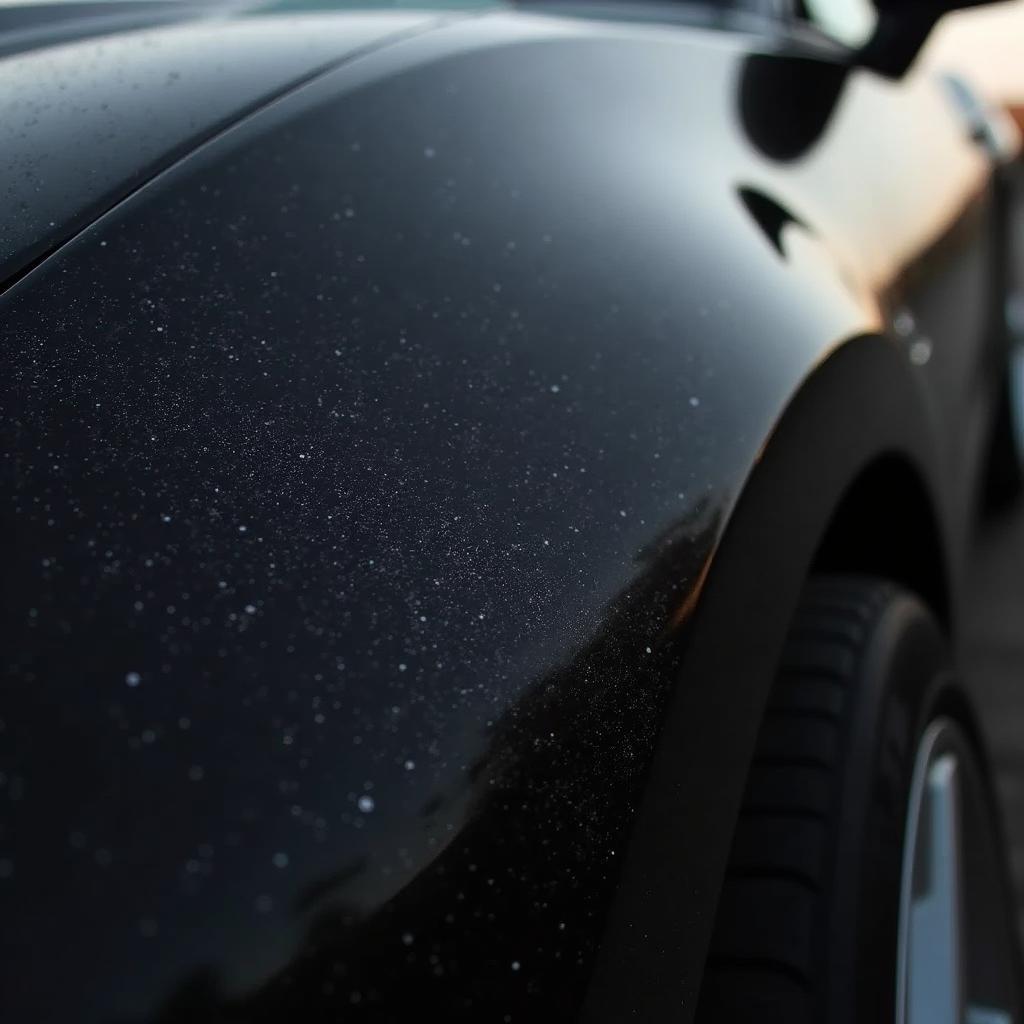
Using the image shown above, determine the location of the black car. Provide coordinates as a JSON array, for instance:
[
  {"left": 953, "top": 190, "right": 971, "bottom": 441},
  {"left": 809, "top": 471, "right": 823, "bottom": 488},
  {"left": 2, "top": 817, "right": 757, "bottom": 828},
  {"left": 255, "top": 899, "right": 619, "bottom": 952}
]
[{"left": 2, "top": 0, "right": 1023, "bottom": 1020}]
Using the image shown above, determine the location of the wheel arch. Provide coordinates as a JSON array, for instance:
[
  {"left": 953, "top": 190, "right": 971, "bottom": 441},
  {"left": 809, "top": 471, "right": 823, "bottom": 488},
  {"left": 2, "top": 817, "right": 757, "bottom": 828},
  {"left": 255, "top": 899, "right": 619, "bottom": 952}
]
[
  {"left": 582, "top": 332, "right": 967, "bottom": 1023},
  {"left": 811, "top": 452, "right": 951, "bottom": 632}
]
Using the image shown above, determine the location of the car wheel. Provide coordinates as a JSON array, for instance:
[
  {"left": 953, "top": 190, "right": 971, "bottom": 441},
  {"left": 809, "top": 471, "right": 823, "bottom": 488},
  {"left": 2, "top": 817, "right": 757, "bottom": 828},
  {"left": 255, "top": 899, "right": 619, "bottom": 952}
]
[{"left": 695, "top": 575, "right": 1020, "bottom": 1024}]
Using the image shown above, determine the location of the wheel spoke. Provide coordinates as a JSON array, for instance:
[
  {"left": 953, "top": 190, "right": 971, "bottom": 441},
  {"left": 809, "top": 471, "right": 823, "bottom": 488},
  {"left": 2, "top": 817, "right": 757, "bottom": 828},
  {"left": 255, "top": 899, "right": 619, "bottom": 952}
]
[
  {"left": 905, "top": 752, "right": 963, "bottom": 1024},
  {"left": 898, "top": 719, "right": 1020, "bottom": 1024}
]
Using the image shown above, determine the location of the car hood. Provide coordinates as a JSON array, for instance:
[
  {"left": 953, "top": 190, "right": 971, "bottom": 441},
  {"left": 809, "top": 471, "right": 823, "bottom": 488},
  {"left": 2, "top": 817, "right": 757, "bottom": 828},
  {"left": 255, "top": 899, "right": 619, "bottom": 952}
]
[{"left": 0, "top": 5, "right": 457, "bottom": 288}]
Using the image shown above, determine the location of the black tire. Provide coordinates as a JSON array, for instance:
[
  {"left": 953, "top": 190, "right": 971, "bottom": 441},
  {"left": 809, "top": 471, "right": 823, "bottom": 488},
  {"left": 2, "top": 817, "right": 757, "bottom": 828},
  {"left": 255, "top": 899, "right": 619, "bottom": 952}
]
[{"left": 695, "top": 575, "right": 957, "bottom": 1024}]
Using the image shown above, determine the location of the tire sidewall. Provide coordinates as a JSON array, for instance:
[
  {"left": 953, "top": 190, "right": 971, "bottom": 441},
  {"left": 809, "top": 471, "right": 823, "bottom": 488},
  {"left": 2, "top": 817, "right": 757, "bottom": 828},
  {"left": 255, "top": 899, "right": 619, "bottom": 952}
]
[{"left": 828, "top": 593, "right": 954, "bottom": 1024}]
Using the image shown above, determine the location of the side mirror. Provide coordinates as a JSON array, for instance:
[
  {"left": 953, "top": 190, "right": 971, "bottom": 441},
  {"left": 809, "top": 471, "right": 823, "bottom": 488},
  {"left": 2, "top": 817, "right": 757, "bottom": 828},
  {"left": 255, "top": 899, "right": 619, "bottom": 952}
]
[{"left": 858, "top": 0, "right": 995, "bottom": 77}]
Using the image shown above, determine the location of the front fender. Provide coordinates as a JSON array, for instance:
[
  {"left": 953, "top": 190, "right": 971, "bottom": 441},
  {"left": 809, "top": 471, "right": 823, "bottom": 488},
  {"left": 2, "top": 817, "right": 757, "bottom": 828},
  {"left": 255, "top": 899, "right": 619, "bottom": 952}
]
[
  {"left": 0, "top": 11, "right": 986, "bottom": 1021},
  {"left": 585, "top": 333, "right": 953, "bottom": 1023}
]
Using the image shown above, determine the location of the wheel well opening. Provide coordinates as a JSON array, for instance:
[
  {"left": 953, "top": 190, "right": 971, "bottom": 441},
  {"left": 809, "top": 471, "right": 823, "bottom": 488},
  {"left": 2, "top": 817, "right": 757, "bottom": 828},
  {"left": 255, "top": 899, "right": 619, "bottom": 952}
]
[{"left": 810, "top": 454, "right": 950, "bottom": 629}]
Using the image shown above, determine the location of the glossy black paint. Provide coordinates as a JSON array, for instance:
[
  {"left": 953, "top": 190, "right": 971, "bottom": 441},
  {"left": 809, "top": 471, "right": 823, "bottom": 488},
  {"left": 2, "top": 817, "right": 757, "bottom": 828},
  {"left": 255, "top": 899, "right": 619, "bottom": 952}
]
[
  {"left": 0, "top": 5, "right": 1015, "bottom": 1022},
  {"left": 0, "top": 9, "right": 444, "bottom": 286},
  {"left": 0, "top": 1, "right": 227, "bottom": 60}
]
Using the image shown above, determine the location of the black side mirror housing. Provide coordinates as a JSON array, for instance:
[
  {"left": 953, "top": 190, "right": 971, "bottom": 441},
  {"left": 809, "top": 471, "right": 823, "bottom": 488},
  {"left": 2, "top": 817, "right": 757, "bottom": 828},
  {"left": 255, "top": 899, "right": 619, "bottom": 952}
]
[{"left": 858, "top": 0, "right": 994, "bottom": 76}]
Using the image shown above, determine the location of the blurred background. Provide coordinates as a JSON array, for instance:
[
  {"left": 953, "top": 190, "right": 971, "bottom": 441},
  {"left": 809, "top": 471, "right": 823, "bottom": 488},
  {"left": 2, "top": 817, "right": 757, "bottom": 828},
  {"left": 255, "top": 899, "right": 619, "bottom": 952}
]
[
  {"left": 923, "top": 0, "right": 1024, "bottom": 954},
  {"left": 924, "top": 0, "right": 1024, "bottom": 120}
]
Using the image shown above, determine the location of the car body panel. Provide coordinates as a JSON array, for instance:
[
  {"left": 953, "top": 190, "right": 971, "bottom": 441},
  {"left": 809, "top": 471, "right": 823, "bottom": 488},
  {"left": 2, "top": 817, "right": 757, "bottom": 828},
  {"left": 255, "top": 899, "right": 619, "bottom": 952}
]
[
  {"left": 585, "top": 335, "right": 953, "bottom": 1021},
  {"left": 0, "top": 5, "right": 1011, "bottom": 1021},
  {"left": 0, "top": 8, "right": 446, "bottom": 287},
  {"left": 0, "top": 1, "right": 256, "bottom": 61}
]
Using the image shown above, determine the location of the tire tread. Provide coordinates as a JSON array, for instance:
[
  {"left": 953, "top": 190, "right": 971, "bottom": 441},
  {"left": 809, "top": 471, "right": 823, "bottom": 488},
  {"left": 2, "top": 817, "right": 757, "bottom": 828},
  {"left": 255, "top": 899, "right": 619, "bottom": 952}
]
[{"left": 696, "top": 576, "right": 895, "bottom": 1022}]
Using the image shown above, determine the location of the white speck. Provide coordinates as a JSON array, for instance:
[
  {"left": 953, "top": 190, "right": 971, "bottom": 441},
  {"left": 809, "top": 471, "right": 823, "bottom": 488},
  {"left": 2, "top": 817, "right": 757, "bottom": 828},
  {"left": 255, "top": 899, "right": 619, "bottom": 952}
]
[
  {"left": 619, "top": 510, "right": 627, "bottom": 518},
  {"left": 272, "top": 852, "right": 289, "bottom": 869},
  {"left": 404, "top": 759, "right": 415, "bottom": 771},
  {"left": 161, "top": 514, "right": 172, "bottom": 523},
  {"left": 645, "top": 646, "right": 652, "bottom": 654},
  {"left": 344, "top": 207, "right": 355, "bottom": 219},
  {"left": 398, "top": 663, "right": 407, "bottom": 672},
  {"left": 423, "top": 147, "right": 436, "bottom": 159},
  {"left": 125, "top": 671, "right": 141, "bottom": 687},
  {"left": 689, "top": 396, "right": 700, "bottom": 407},
  {"left": 245, "top": 604, "right": 256, "bottom": 614},
  {"left": 549, "top": 384, "right": 560, "bottom": 394},
  {"left": 357, "top": 795, "right": 375, "bottom": 814},
  {"left": 511, "top": 961, "right": 521, "bottom": 972},
  {"left": 402, "top": 931, "right": 415, "bottom": 945},
  {"left": 238, "top": 525, "right": 247, "bottom": 533},
  {"left": 893, "top": 309, "right": 916, "bottom": 337},
  {"left": 909, "top": 338, "right": 933, "bottom": 366}
]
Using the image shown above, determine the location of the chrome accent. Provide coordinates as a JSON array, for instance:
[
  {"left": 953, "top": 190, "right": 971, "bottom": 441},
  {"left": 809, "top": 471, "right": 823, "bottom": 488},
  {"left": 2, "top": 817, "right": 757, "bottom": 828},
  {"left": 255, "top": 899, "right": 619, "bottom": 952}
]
[{"left": 896, "top": 719, "right": 1017, "bottom": 1024}]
